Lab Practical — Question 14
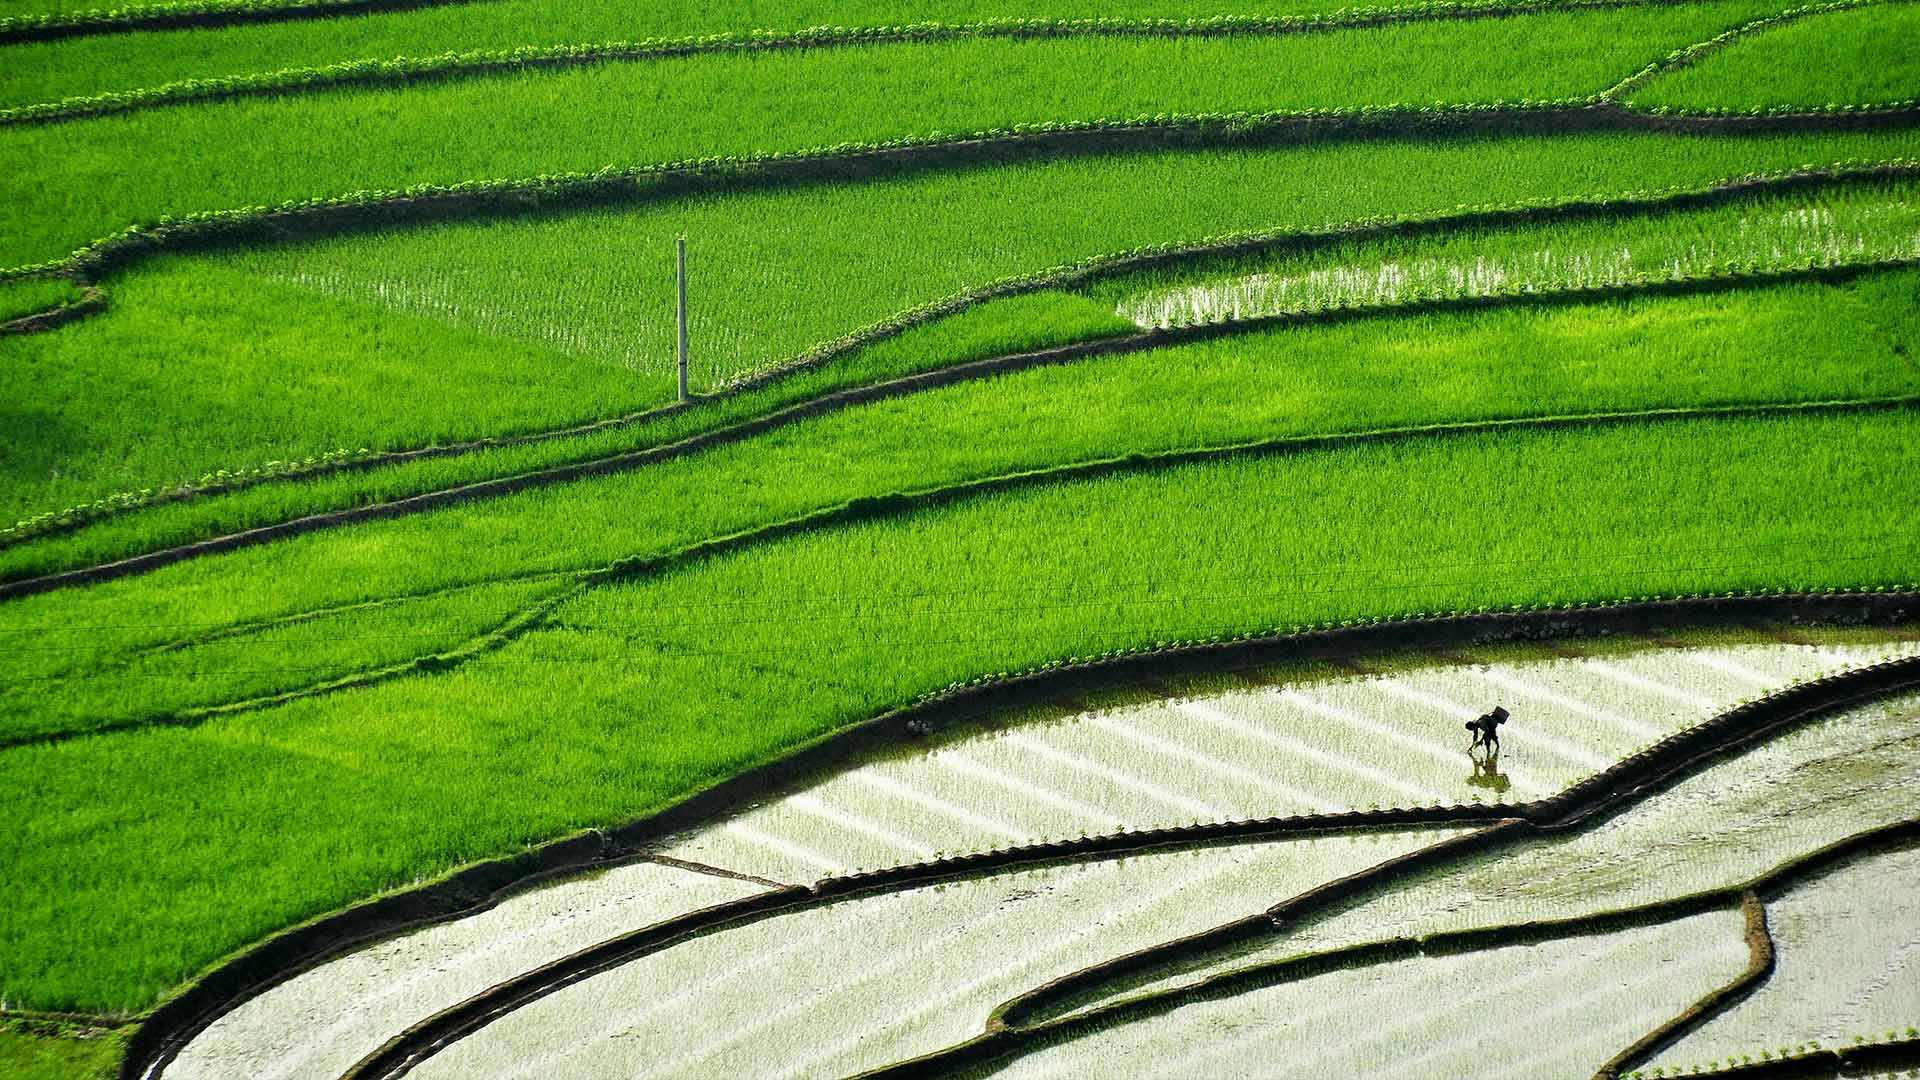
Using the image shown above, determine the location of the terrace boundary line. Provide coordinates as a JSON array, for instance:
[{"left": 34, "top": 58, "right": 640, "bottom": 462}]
[
  {"left": 341, "top": 648, "right": 1920, "bottom": 1079},
  {"left": 0, "top": 0, "right": 1780, "bottom": 126},
  {"left": 115, "top": 595, "right": 1918, "bottom": 1080},
  {"left": 9, "top": 161, "right": 1914, "bottom": 553}
]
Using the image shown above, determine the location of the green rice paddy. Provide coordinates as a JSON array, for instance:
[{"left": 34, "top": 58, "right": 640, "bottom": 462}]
[{"left": 4, "top": 0, "right": 1916, "bottom": 1074}]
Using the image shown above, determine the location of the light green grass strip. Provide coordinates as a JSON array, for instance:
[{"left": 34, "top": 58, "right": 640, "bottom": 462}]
[{"left": 0, "top": 0, "right": 1794, "bottom": 268}]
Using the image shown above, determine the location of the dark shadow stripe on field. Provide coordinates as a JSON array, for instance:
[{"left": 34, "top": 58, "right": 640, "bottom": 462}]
[
  {"left": 23, "top": 104, "right": 1920, "bottom": 290},
  {"left": 7, "top": 264, "right": 1917, "bottom": 600},
  {"left": 10, "top": 396, "right": 1912, "bottom": 754},
  {"left": 338, "top": 651, "right": 1920, "bottom": 1079},
  {"left": 1, "top": 0, "right": 1723, "bottom": 126},
  {"left": 114, "top": 594, "right": 1920, "bottom": 1080},
  {"left": 7, "top": 161, "right": 1914, "bottom": 559}
]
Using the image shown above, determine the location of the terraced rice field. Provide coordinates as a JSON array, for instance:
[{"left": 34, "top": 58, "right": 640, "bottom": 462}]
[{"left": 3, "top": 0, "right": 1918, "bottom": 1076}]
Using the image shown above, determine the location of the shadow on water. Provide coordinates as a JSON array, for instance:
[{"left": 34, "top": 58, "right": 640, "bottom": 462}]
[{"left": 1465, "top": 747, "right": 1512, "bottom": 795}]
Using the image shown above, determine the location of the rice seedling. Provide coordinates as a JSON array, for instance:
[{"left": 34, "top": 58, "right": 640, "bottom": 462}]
[
  {"left": 1628, "top": 1, "right": 1920, "bottom": 112},
  {"left": 0, "top": 0, "right": 1800, "bottom": 268}
]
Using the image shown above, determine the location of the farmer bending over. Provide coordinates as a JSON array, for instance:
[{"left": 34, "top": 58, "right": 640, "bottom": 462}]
[{"left": 1466, "top": 706, "right": 1510, "bottom": 753}]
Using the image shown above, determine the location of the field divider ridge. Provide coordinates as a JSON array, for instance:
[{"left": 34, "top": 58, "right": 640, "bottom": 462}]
[
  {"left": 7, "top": 159, "right": 1915, "bottom": 557},
  {"left": 113, "top": 594, "right": 1919, "bottom": 1080},
  {"left": 0, "top": 0, "right": 1741, "bottom": 126}
]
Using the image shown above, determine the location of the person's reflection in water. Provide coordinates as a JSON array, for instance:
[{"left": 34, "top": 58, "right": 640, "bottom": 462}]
[{"left": 1465, "top": 748, "right": 1511, "bottom": 794}]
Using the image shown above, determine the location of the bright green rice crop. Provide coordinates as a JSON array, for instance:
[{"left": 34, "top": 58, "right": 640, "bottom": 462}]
[
  {"left": 0, "top": 0, "right": 1755, "bottom": 110},
  {"left": 0, "top": 0, "right": 1793, "bottom": 268},
  {"left": 1629, "top": 1, "right": 1920, "bottom": 112},
  {"left": 0, "top": 407, "right": 1912, "bottom": 1011},
  {"left": 3, "top": 269, "right": 1913, "bottom": 746},
  {"left": 7, "top": 127, "right": 1917, "bottom": 523}
]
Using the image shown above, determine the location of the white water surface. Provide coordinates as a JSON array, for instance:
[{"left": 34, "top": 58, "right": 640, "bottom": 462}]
[
  {"left": 161, "top": 860, "right": 763, "bottom": 1080},
  {"left": 409, "top": 828, "right": 1467, "bottom": 1079},
  {"left": 661, "top": 634, "right": 1920, "bottom": 884},
  {"left": 995, "top": 909, "right": 1750, "bottom": 1079},
  {"left": 1649, "top": 844, "right": 1920, "bottom": 1073}
]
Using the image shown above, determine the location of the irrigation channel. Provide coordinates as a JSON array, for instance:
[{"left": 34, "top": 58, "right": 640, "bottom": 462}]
[{"left": 146, "top": 619, "right": 1920, "bottom": 1080}]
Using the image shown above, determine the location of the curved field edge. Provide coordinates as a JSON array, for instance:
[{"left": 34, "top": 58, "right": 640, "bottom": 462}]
[
  {"left": 6, "top": 157, "right": 1914, "bottom": 558},
  {"left": 111, "top": 596, "right": 1920, "bottom": 1080},
  {"left": 0, "top": 0, "right": 1757, "bottom": 125},
  {"left": 328, "top": 639, "right": 1920, "bottom": 1079}
]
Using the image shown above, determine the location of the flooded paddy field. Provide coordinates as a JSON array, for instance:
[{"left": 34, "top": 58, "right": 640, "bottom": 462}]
[{"left": 157, "top": 623, "right": 1920, "bottom": 1079}]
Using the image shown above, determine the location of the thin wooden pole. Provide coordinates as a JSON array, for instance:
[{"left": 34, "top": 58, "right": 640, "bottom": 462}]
[{"left": 676, "top": 235, "right": 689, "bottom": 403}]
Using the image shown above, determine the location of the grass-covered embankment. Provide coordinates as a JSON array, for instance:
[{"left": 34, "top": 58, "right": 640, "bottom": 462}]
[
  {"left": 4, "top": 267, "right": 1916, "bottom": 745},
  {"left": 7, "top": 128, "right": 1917, "bottom": 527},
  {"left": 0, "top": 407, "right": 1913, "bottom": 1012},
  {"left": 0, "top": 0, "right": 1798, "bottom": 268}
]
